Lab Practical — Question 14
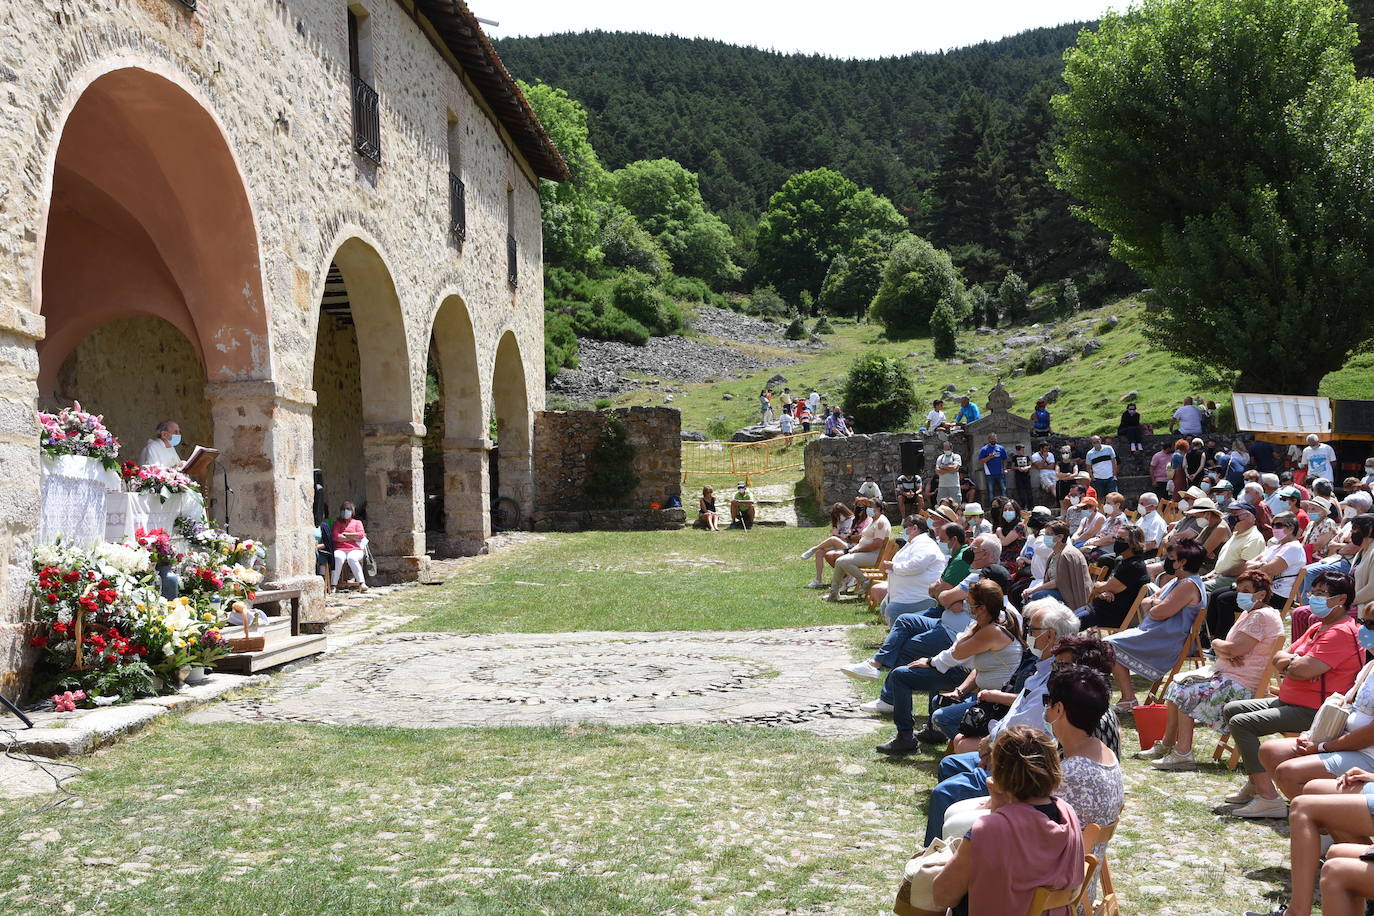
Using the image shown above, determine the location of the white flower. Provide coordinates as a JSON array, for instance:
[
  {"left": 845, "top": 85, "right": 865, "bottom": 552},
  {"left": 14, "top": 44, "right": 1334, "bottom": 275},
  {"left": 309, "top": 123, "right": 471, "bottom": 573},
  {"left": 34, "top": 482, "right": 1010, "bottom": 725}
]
[
  {"left": 94, "top": 542, "right": 151, "bottom": 575},
  {"left": 32, "top": 544, "right": 61, "bottom": 566}
]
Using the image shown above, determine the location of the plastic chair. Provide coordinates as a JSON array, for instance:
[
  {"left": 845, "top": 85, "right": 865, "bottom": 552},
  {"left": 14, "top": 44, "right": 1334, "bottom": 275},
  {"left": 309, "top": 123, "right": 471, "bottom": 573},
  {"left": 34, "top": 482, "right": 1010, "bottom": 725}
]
[
  {"left": 1211, "top": 633, "right": 1289, "bottom": 769},
  {"left": 1026, "top": 853, "right": 1098, "bottom": 915},
  {"left": 1081, "top": 822, "right": 1120, "bottom": 916}
]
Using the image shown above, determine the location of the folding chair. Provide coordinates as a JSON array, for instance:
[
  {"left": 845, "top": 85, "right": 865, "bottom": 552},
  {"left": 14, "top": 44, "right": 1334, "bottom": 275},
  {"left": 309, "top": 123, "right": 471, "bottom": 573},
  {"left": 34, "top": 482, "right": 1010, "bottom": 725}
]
[
  {"left": 856, "top": 538, "right": 898, "bottom": 605},
  {"left": 1081, "top": 822, "right": 1120, "bottom": 916},
  {"left": 1211, "top": 633, "right": 1288, "bottom": 769},
  {"left": 1026, "top": 854, "right": 1098, "bottom": 915},
  {"left": 1099, "top": 587, "right": 1148, "bottom": 637},
  {"left": 1160, "top": 499, "right": 1182, "bottom": 525},
  {"left": 1144, "top": 605, "right": 1209, "bottom": 705}
]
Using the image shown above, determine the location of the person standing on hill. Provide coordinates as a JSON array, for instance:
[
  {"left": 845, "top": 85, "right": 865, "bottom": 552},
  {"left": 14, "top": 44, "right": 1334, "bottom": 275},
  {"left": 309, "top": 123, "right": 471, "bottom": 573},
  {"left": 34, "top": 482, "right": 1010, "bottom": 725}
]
[
  {"left": 956, "top": 396, "right": 982, "bottom": 427},
  {"left": 1150, "top": 441, "right": 1173, "bottom": 499},
  {"left": 1011, "top": 443, "right": 1034, "bottom": 508},
  {"left": 1032, "top": 400, "right": 1052, "bottom": 437}
]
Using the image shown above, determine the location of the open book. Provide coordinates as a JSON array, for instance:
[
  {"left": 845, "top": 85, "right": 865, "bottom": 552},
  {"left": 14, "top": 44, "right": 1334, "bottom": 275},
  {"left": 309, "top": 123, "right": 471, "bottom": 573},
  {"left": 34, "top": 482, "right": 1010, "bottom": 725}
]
[{"left": 182, "top": 445, "right": 219, "bottom": 478}]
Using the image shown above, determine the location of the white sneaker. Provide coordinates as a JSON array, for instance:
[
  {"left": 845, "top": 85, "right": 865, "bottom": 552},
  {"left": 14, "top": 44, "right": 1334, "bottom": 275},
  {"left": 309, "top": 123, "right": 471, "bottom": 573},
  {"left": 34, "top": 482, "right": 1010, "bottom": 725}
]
[
  {"left": 1231, "top": 795, "right": 1288, "bottom": 819},
  {"left": 1151, "top": 749, "right": 1198, "bottom": 771},
  {"left": 840, "top": 661, "right": 882, "bottom": 682},
  {"left": 860, "top": 699, "right": 894, "bottom": 715},
  {"left": 1224, "top": 781, "right": 1256, "bottom": 805},
  {"left": 1134, "top": 741, "right": 1171, "bottom": 760},
  {"left": 801, "top": 547, "right": 817, "bottom": 560},
  {"left": 805, "top": 579, "right": 826, "bottom": 589}
]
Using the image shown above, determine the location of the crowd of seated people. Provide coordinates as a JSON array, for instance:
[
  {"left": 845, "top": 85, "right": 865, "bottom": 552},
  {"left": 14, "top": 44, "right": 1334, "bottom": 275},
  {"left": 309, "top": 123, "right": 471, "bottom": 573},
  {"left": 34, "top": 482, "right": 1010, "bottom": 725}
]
[{"left": 810, "top": 437, "right": 1374, "bottom": 914}]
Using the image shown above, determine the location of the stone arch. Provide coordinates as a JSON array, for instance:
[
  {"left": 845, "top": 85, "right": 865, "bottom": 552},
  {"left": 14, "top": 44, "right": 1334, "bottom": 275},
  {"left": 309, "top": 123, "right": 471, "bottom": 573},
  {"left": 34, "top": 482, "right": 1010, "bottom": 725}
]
[
  {"left": 34, "top": 64, "right": 271, "bottom": 388},
  {"left": 426, "top": 295, "right": 488, "bottom": 554},
  {"left": 311, "top": 236, "right": 424, "bottom": 576},
  {"left": 491, "top": 330, "right": 532, "bottom": 526}
]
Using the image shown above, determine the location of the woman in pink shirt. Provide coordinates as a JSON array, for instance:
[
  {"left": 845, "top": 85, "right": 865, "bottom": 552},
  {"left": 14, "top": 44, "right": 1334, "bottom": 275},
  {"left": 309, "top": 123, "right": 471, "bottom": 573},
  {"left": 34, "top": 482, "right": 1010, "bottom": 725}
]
[{"left": 330, "top": 501, "right": 369, "bottom": 591}]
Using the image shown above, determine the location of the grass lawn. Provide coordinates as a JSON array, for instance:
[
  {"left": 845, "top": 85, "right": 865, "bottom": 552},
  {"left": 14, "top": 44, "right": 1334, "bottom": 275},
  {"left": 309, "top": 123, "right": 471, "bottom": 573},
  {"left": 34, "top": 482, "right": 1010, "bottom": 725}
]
[{"left": 394, "top": 528, "right": 878, "bottom": 633}]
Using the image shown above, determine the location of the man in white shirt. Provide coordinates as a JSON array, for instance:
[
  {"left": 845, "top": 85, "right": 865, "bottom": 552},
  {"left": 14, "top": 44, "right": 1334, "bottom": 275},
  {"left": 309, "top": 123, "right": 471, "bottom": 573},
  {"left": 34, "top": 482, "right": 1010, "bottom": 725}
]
[
  {"left": 139, "top": 419, "right": 185, "bottom": 468},
  {"left": 826, "top": 504, "right": 892, "bottom": 601},
  {"left": 1173, "top": 396, "right": 1205, "bottom": 436},
  {"left": 857, "top": 475, "right": 883, "bottom": 503},
  {"left": 1135, "top": 492, "right": 1168, "bottom": 556},
  {"left": 879, "top": 516, "right": 946, "bottom": 619},
  {"left": 1300, "top": 434, "right": 1337, "bottom": 482},
  {"left": 1031, "top": 443, "right": 1058, "bottom": 503},
  {"left": 935, "top": 442, "right": 962, "bottom": 502},
  {"left": 1084, "top": 434, "right": 1119, "bottom": 495},
  {"left": 1364, "top": 458, "right": 1374, "bottom": 486},
  {"left": 808, "top": 390, "right": 821, "bottom": 413}
]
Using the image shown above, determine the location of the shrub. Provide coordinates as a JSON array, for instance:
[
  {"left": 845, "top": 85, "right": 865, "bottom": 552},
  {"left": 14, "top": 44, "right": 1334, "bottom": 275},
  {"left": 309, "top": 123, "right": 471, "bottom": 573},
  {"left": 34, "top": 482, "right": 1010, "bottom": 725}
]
[
  {"left": 784, "top": 317, "right": 806, "bottom": 340},
  {"left": 543, "top": 312, "right": 580, "bottom": 379},
  {"left": 869, "top": 235, "right": 970, "bottom": 338},
  {"left": 931, "top": 297, "right": 960, "bottom": 360},
  {"left": 611, "top": 270, "right": 685, "bottom": 336},
  {"left": 568, "top": 298, "right": 651, "bottom": 346},
  {"left": 743, "top": 284, "right": 792, "bottom": 319},
  {"left": 998, "top": 271, "right": 1029, "bottom": 325},
  {"left": 599, "top": 206, "right": 670, "bottom": 278},
  {"left": 1060, "top": 278, "right": 1081, "bottom": 317},
  {"left": 585, "top": 415, "right": 639, "bottom": 506},
  {"left": 663, "top": 274, "right": 712, "bottom": 303},
  {"left": 593, "top": 398, "right": 613, "bottom": 410},
  {"left": 840, "top": 352, "right": 918, "bottom": 432},
  {"left": 812, "top": 315, "right": 834, "bottom": 335}
]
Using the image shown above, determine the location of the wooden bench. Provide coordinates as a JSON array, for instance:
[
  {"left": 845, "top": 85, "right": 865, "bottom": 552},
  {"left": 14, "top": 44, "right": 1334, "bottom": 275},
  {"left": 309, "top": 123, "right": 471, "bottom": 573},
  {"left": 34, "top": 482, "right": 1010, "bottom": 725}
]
[{"left": 251, "top": 587, "right": 303, "bottom": 636}]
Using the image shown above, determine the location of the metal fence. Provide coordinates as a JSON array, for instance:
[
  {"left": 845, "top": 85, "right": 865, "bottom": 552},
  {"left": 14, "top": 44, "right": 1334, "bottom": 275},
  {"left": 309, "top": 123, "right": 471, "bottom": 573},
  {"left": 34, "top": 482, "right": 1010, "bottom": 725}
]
[{"left": 682, "top": 431, "right": 820, "bottom": 485}]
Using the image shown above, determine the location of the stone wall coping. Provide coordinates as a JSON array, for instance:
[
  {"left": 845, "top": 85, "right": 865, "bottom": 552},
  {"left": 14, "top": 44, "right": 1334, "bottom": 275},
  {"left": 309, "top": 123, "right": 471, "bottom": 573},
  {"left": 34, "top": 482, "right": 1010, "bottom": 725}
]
[
  {"left": 0, "top": 306, "right": 45, "bottom": 342},
  {"left": 204, "top": 380, "right": 317, "bottom": 408}
]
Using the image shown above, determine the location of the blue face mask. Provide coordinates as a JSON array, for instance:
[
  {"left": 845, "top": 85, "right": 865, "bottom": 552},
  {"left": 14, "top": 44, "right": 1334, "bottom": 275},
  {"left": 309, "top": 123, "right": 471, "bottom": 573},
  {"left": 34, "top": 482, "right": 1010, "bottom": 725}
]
[
  {"left": 1040, "top": 535, "right": 1056, "bottom": 549},
  {"left": 1309, "top": 595, "right": 1333, "bottom": 619},
  {"left": 867, "top": 507, "right": 878, "bottom": 518},
  {"left": 1359, "top": 626, "right": 1374, "bottom": 651},
  {"left": 169, "top": 433, "right": 182, "bottom": 447},
  {"left": 1235, "top": 591, "right": 1255, "bottom": 612}
]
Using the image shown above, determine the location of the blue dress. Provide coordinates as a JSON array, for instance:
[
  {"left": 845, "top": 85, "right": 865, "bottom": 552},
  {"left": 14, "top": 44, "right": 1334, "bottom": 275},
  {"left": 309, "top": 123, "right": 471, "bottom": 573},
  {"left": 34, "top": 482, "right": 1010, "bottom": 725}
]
[{"left": 1106, "top": 575, "right": 1204, "bottom": 680}]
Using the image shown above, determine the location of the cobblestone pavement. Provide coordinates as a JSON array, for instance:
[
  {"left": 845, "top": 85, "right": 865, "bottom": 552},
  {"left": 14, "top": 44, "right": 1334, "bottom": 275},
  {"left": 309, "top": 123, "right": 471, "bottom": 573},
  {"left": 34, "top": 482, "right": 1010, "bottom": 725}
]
[{"left": 188, "top": 626, "right": 881, "bottom": 737}]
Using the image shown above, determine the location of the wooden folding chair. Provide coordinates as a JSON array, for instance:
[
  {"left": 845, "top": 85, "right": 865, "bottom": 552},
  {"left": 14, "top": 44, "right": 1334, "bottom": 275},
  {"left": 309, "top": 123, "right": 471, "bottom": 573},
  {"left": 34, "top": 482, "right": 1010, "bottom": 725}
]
[
  {"left": 1081, "top": 822, "right": 1120, "bottom": 916},
  {"left": 1160, "top": 499, "right": 1182, "bottom": 524},
  {"left": 1099, "top": 587, "right": 1148, "bottom": 637},
  {"left": 1211, "top": 633, "right": 1288, "bottom": 769},
  {"left": 1144, "top": 605, "right": 1209, "bottom": 705},
  {"left": 1026, "top": 854, "right": 1098, "bottom": 915},
  {"left": 858, "top": 538, "right": 898, "bottom": 607}
]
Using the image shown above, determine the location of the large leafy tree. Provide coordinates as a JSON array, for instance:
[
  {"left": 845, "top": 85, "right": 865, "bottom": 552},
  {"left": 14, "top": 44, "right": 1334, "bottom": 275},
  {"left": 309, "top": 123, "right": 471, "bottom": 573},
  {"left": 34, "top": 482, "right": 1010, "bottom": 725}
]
[
  {"left": 841, "top": 353, "right": 918, "bottom": 432},
  {"left": 1054, "top": 0, "right": 1374, "bottom": 393},
  {"left": 755, "top": 169, "right": 905, "bottom": 305},
  {"left": 869, "top": 235, "right": 972, "bottom": 338},
  {"left": 612, "top": 159, "right": 740, "bottom": 285},
  {"left": 519, "top": 81, "right": 609, "bottom": 270}
]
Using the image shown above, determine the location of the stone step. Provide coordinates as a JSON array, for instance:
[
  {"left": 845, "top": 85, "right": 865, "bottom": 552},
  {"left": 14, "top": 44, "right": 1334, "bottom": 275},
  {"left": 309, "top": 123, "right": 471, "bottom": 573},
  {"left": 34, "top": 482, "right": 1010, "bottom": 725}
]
[
  {"left": 213, "top": 633, "right": 327, "bottom": 675},
  {"left": 224, "top": 614, "right": 293, "bottom": 649}
]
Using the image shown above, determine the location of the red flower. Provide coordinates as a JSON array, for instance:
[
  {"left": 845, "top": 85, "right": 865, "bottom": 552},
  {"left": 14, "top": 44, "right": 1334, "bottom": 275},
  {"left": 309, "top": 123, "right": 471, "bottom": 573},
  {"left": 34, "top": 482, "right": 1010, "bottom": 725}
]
[
  {"left": 45, "top": 593, "right": 58, "bottom": 604},
  {"left": 87, "top": 634, "right": 106, "bottom": 650},
  {"left": 98, "top": 589, "right": 117, "bottom": 606},
  {"left": 28, "top": 636, "right": 47, "bottom": 649},
  {"left": 78, "top": 595, "right": 98, "bottom": 613},
  {"left": 63, "top": 571, "right": 79, "bottom": 583},
  {"left": 51, "top": 622, "right": 68, "bottom": 635}
]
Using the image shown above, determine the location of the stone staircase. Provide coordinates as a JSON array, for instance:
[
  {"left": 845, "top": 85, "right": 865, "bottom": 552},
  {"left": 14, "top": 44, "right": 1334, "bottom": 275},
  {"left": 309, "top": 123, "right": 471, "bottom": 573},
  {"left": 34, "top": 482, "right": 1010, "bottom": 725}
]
[{"left": 213, "top": 592, "right": 327, "bottom": 674}]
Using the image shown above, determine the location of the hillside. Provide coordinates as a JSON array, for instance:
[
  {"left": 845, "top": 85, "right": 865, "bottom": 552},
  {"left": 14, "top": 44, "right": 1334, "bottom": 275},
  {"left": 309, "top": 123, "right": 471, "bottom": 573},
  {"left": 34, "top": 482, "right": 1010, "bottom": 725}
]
[{"left": 493, "top": 25, "right": 1088, "bottom": 222}]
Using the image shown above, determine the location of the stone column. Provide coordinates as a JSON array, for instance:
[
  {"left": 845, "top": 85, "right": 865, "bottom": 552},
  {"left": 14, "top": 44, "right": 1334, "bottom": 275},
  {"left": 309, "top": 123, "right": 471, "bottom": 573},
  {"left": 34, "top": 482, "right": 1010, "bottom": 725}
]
[
  {"left": 361, "top": 420, "right": 427, "bottom": 581},
  {"left": 204, "top": 380, "right": 325, "bottom": 618},
  {"left": 442, "top": 435, "right": 489, "bottom": 557},
  {"left": 497, "top": 446, "right": 533, "bottom": 526},
  {"left": 0, "top": 306, "right": 44, "bottom": 700}
]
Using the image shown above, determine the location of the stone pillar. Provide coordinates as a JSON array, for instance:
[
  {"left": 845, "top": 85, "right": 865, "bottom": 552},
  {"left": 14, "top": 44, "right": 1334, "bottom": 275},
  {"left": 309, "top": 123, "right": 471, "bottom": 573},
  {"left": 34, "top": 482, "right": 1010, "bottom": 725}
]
[
  {"left": 0, "top": 306, "right": 44, "bottom": 700},
  {"left": 361, "top": 421, "right": 428, "bottom": 581},
  {"left": 204, "top": 381, "right": 326, "bottom": 619},
  {"left": 442, "top": 435, "right": 489, "bottom": 556},
  {"left": 497, "top": 446, "right": 533, "bottom": 526}
]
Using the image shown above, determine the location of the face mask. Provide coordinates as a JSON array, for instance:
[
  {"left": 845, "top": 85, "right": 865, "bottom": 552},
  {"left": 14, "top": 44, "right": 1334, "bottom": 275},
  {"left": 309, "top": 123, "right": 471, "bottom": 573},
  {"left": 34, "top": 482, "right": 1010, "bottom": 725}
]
[
  {"left": 1360, "top": 626, "right": 1374, "bottom": 651},
  {"left": 1179, "top": 500, "right": 1191, "bottom": 512},
  {"left": 1346, "top": 507, "right": 1358, "bottom": 520},
  {"left": 938, "top": 541, "right": 952, "bottom": 557},
  {"left": 1040, "top": 535, "right": 1056, "bottom": 549},
  {"left": 1069, "top": 496, "right": 1080, "bottom": 506},
  {"left": 1003, "top": 510, "right": 1017, "bottom": 523},
  {"left": 1366, "top": 466, "right": 1374, "bottom": 476},
  {"left": 168, "top": 433, "right": 182, "bottom": 447},
  {"left": 340, "top": 509, "right": 353, "bottom": 520},
  {"left": 1235, "top": 591, "right": 1255, "bottom": 612},
  {"left": 1309, "top": 594, "right": 1334, "bottom": 619},
  {"left": 1201, "top": 482, "right": 1212, "bottom": 492},
  {"left": 1103, "top": 505, "right": 1117, "bottom": 516},
  {"left": 1137, "top": 503, "right": 1149, "bottom": 514},
  {"left": 1112, "top": 538, "right": 1128, "bottom": 554},
  {"left": 1029, "top": 642, "right": 1045, "bottom": 660},
  {"left": 1216, "top": 495, "right": 1231, "bottom": 508},
  {"left": 867, "top": 507, "right": 877, "bottom": 518}
]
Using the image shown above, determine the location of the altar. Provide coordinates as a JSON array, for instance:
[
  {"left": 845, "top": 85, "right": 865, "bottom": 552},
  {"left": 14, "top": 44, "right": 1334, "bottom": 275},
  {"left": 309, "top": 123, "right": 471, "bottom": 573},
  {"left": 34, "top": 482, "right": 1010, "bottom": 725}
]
[{"left": 103, "top": 490, "right": 206, "bottom": 543}]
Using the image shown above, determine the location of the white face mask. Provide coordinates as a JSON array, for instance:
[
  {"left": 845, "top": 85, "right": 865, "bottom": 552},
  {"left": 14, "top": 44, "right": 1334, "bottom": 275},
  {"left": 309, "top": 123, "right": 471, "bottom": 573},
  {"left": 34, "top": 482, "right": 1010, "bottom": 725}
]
[
  {"left": 1069, "top": 496, "right": 1080, "bottom": 506},
  {"left": 1137, "top": 503, "right": 1149, "bottom": 514},
  {"left": 340, "top": 509, "right": 353, "bottom": 520},
  {"left": 1345, "top": 506, "right": 1358, "bottom": 519},
  {"left": 1103, "top": 505, "right": 1118, "bottom": 516},
  {"left": 1179, "top": 499, "right": 1191, "bottom": 511}
]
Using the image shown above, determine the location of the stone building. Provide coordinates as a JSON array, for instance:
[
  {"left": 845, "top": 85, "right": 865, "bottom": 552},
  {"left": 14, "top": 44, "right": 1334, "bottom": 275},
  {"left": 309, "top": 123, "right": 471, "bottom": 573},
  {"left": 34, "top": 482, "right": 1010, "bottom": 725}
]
[{"left": 0, "top": 0, "right": 567, "bottom": 693}]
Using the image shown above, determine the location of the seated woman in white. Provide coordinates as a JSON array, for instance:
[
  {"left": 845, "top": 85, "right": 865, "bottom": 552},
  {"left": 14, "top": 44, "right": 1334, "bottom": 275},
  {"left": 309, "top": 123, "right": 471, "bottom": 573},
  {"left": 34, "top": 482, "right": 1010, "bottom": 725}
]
[
  {"left": 330, "top": 501, "right": 369, "bottom": 591},
  {"left": 139, "top": 419, "right": 184, "bottom": 468}
]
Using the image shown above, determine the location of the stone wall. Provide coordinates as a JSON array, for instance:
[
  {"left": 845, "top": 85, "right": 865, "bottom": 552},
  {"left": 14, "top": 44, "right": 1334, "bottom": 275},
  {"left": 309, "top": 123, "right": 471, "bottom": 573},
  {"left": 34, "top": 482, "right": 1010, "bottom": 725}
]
[
  {"left": 311, "top": 315, "right": 366, "bottom": 514},
  {"left": 532, "top": 407, "right": 683, "bottom": 530},
  {"left": 804, "top": 432, "right": 925, "bottom": 514}
]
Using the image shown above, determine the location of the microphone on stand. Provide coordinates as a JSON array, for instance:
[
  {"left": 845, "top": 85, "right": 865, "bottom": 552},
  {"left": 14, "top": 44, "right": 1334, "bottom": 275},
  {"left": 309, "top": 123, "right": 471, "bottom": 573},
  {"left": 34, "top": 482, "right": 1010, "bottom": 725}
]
[{"left": 222, "top": 468, "right": 233, "bottom": 529}]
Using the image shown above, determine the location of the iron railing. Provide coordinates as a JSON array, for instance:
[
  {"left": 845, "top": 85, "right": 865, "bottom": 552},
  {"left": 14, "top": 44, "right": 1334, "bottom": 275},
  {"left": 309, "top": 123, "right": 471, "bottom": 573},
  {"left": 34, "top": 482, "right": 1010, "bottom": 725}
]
[
  {"left": 507, "top": 234, "right": 518, "bottom": 286},
  {"left": 449, "top": 173, "right": 466, "bottom": 240},
  {"left": 351, "top": 73, "right": 381, "bottom": 164}
]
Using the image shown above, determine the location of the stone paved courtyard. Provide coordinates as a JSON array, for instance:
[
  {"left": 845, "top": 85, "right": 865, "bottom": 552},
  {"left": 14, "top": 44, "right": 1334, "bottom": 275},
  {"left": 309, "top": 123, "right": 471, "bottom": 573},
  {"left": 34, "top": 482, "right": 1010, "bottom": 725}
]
[{"left": 189, "top": 624, "right": 882, "bottom": 737}]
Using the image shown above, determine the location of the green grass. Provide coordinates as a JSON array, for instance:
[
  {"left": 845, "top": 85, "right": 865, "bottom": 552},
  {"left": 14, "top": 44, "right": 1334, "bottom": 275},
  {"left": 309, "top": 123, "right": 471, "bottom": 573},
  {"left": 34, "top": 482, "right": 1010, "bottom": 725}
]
[
  {"left": 394, "top": 528, "right": 876, "bottom": 633},
  {"left": 618, "top": 297, "right": 1234, "bottom": 436}
]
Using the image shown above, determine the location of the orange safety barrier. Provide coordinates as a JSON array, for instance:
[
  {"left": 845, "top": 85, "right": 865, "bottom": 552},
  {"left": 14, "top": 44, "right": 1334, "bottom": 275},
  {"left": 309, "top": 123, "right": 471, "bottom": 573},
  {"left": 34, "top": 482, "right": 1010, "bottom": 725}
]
[{"left": 682, "top": 431, "right": 821, "bottom": 485}]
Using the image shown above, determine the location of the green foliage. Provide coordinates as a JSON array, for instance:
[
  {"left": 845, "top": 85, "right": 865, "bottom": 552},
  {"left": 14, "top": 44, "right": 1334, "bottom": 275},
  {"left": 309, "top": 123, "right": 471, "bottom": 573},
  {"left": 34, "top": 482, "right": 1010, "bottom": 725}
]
[
  {"left": 931, "top": 297, "right": 961, "bottom": 359},
  {"left": 705, "top": 417, "right": 734, "bottom": 440},
  {"left": 613, "top": 159, "right": 741, "bottom": 285},
  {"left": 784, "top": 317, "right": 806, "bottom": 340},
  {"left": 812, "top": 316, "right": 834, "bottom": 335},
  {"left": 817, "top": 232, "right": 894, "bottom": 318},
  {"left": 594, "top": 398, "right": 613, "bottom": 410},
  {"left": 969, "top": 285, "right": 993, "bottom": 328},
  {"left": 519, "top": 81, "right": 608, "bottom": 270},
  {"left": 742, "top": 285, "right": 792, "bottom": 319},
  {"left": 869, "top": 235, "right": 971, "bottom": 338},
  {"left": 1060, "top": 278, "right": 1081, "bottom": 318},
  {"left": 599, "top": 205, "right": 671, "bottom": 277},
  {"left": 929, "top": 89, "right": 1007, "bottom": 285},
  {"left": 755, "top": 169, "right": 905, "bottom": 306},
  {"left": 997, "top": 271, "right": 1029, "bottom": 325},
  {"left": 544, "top": 312, "right": 580, "bottom": 379},
  {"left": 1053, "top": 0, "right": 1374, "bottom": 393},
  {"left": 840, "top": 353, "right": 918, "bottom": 432},
  {"left": 611, "top": 270, "right": 686, "bottom": 337},
  {"left": 585, "top": 416, "right": 639, "bottom": 505}
]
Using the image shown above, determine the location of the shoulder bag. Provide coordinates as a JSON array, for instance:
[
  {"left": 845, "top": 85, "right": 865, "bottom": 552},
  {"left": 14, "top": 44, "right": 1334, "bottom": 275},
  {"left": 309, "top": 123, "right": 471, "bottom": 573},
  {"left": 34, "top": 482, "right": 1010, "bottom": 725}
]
[{"left": 893, "top": 835, "right": 962, "bottom": 915}]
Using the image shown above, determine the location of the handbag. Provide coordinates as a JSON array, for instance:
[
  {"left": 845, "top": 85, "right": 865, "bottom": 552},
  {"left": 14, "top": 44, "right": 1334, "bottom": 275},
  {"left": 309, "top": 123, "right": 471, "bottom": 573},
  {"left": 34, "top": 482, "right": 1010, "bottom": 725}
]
[
  {"left": 893, "top": 836, "right": 962, "bottom": 915},
  {"left": 1306, "top": 693, "right": 1350, "bottom": 745},
  {"left": 957, "top": 700, "right": 1006, "bottom": 739}
]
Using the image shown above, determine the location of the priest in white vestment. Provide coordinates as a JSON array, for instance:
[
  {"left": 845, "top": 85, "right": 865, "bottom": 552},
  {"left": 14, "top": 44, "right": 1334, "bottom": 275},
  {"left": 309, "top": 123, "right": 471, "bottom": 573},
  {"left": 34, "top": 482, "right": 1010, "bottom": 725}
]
[{"left": 139, "top": 419, "right": 185, "bottom": 468}]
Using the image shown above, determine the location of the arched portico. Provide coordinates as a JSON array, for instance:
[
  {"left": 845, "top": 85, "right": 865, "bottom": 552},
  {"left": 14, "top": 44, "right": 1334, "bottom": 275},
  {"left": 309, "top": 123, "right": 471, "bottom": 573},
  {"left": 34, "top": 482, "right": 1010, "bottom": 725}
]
[
  {"left": 491, "top": 331, "right": 532, "bottom": 527},
  {"left": 427, "top": 295, "right": 488, "bottom": 555}
]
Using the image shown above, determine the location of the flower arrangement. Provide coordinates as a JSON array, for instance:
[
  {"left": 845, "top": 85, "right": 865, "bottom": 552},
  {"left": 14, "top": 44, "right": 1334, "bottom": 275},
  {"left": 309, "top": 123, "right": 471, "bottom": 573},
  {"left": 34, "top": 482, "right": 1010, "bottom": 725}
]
[
  {"left": 121, "top": 461, "right": 201, "bottom": 503},
  {"left": 190, "top": 627, "right": 230, "bottom": 667},
  {"left": 134, "top": 527, "right": 178, "bottom": 566},
  {"left": 174, "top": 516, "right": 236, "bottom": 559},
  {"left": 52, "top": 690, "right": 86, "bottom": 713},
  {"left": 227, "top": 538, "right": 266, "bottom": 569},
  {"left": 37, "top": 402, "right": 121, "bottom": 467}
]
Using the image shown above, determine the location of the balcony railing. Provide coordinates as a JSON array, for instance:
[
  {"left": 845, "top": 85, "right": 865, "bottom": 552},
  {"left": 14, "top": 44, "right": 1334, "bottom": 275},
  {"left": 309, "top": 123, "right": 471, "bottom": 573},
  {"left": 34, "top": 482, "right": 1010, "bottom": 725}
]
[
  {"left": 449, "top": 173, "right": 466, "bottom": 240},
  {"left": 507, "top": 235, "right": 518, "bottom": 286},
  {"left": 351, "top": 73, "right": 381, "bottom": 164}
]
